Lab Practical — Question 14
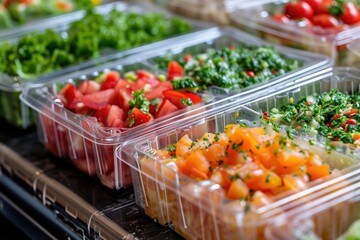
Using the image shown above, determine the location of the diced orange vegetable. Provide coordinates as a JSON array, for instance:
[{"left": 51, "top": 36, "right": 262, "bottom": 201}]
[
  {"left": 251, "top": 191, "right": 272, "bottom": 208},
  {"left": 276, "top": 150, "right": 307, "bottom": 169},
  {"left": 353, "top": 133, "right": 360, "bottom": 141},
  {"left": 283, "top": 174, "right": 307, "bottom": 191},
  {"left": 227, "top": 179, "right": 249, "bottom": 200},
  {"left": 257, "top": 170, "right": 282, "bottom": 190},
  {"left": 308, "top": 165, "right": 330, "bottom": 181},
  {"left": 206, "top": 143, "right": 227, "bottom": 168},
  {"left": 181, "top": 150, "right": 209, "bottom": 179}
]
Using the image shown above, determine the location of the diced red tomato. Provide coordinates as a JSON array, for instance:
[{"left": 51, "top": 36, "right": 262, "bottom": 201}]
[
  {"left": 137, "top": 70, "right": 155, "bottom": 80},
  {"left": 145, "top": 81, "right": 173, "bottom": 100},
  {"left": 346, "top": 119, "right": 357, "bottom": 125},
  {"left": 333, "top": 114, "right": 342, "bottom": 120},
  {"left": 93, "top": 105, "right": 111, "bottom": 125},
  {"left": 155, "top": 98, "right": 179, "bottom": 118},
  {"left": 59, "top": 83, "right": 77, "bottom": 108},
  {"left": 163, "top": 90, "right": 192, "bottom": 109},
  {"left": 124, "top": 108, "right": 152, "bottom": 128},
  {"left": 117, "top": 89, "right": 132, "bottom": 118},
  {"left": 184, "top": 54, "right": 192, "bottom": 62},
  {"left": 246, "top": 71, "right": 255, "bottom": 77},
  {"left": 149, "top": 98, "right": 162, "bottom": 116},
  {"left": 101, "top": 72, "right": 120, "bottom": 90},
  {"left": 167, "top": 61, "right": 184, "bottom": 80},
  {"left": 82, "top": 89, "right": 116, "bottom": 110},
  {"left": 78, "top": 80, "right": 100, "bottom": 95},
  {"left": 105, "top": 105, "right": 124, "bottom": 128},
  {"left": 130, "top": 79, "right": 147, "bottom": 91},
  {"left": 183, "top": 92, "right": 202, "bottom": 105}
]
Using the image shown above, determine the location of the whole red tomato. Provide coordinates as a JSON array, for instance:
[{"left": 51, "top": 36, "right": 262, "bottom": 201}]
[
  {"left": 312, "top": 14, "right": 339, "bottom": 28},
  {"left": 285, "top": 1, "right": 314, "bottom": 20},
  {"left": 341, "top": 2, "right": 360, "bottom": 25},
  {"left": 302, "top": 0, "right": 323, "bottom": 14}
]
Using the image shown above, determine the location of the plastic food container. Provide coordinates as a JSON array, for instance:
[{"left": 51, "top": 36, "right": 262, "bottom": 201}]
[
  {"left": 0, "top": 1, "right": 210, "bottom": 128},
  {"left": 266, "top": 166, "right": 360, "bottom": 240},
  {"left": 229, "top": 0, "right": 360, "bottom": 67},
  {"left": 117, "top": 102, "right": 359, "bottom": 240},
  {"left": 245, "top": 67, "right": 360, "bottom": 155},
  {"left": 0, "top": 0, "right": 98, "bottom": 31},
  {"left": 152, "top": 0, "right": 242, "bottom": 25},
  {"left": 20, "top": 27, "right": 330, "bottom": 189}
]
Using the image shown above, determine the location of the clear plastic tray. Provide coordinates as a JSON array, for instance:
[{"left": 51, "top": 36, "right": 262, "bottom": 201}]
[
  {"left": 20, "top": 27, "right": 331, "bottom": 189},
  {"left": 117, "top": 102, "right": 359, "bottom": 239},
  {"left": 152, "top": 0, "right": 242, "bottom": 25},
  {"left": 265, "top": 166, "right": 360, "bottom": 240},
  {"left": 0, "top": 1, "right": 211, "bottom": 128},
  {"left": 229, "top": 0, "right": 360, "bottom": 67}
]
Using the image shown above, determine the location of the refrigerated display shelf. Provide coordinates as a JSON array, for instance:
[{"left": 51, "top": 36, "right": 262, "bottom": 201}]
[{"left": 0, "top": 119, "right": 184, "bottom": 240}]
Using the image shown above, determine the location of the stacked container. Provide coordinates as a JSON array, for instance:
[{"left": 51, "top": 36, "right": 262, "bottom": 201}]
[
  {"left": 0, "top": 1, "right": 209, "bottom": 128},
  {"left": 20, "top": 27, "right": 331, "bottom": 189},
  {"left": 229, "top": 0, "right": 360, "bottom": 67}
]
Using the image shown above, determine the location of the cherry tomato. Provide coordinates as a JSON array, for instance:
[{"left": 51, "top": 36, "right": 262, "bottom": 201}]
[
  {"left": 316, "top": 0, "right": 334, "bottom": 14},
  {"left": 341, "top": 2, "right": 360, "bottom": 25},
  {"left": 312, "top": 14, "right": 339, "bottom": 28},
  {"left": 302, "top": 0, "right": 323, "bottom": 14},
  {"left": 285, "top": 2, "right": 314, "bottom": 20},
  {"left": 272, "top": 13, "right": 290, "bottom": 23}
]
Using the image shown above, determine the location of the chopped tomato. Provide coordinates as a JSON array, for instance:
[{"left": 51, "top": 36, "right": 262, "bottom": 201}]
[
  {"left": 124, "top": 107, "right": 152, "bottom": 128},
  {"left": 101, "top": 72, "right": 120, "bottom": 90},
  {"left": 137, "top": 70, "right": 155, "bottom": 80},
  {"left": 93, "top": 105, "right": 111, "bottom": 125},
  {"left": 145, "top": 81, "right": 173, "bottom": 100},
  {"left": 155, "top": 98, "right": 179, "bottom": 118},
  {"left": 82, "top": 89, "right": 116, "bottom": 110},
  {"left": 78, "top": 80, "right": 100, "bottom": 95},
  {"left": 59, "top": 83, "right": 77, "bottom": 108},
  {"left": 163, "top": 90, "right": 192, "bottom": 109},
  {"left": 182, "top": 92, "right": 202, "bottom": 105},
  {"left": 105, "top": 105, "right": 124, "bottom": 128},
  {"left": 167, "top": 60, "right": 184, "bottom": 80}
]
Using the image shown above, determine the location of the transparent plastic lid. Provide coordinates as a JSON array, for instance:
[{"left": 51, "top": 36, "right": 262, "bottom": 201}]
[{"left": 0, "top": 1, "right": 213, "bottom": 93}]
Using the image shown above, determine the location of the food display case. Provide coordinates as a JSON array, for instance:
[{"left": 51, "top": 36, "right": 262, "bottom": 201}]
[
  {"left": 0, "top": 1, "right": 211, "bottom": 128},
  {"left": 19, "top": 26, "right": 330, "bottom": 190},
  {"left": 229, "top": 0, "right": 360, "bottom": 67},
  {"left": 2, "top": 0, "right": 360, "bottom": 240}
]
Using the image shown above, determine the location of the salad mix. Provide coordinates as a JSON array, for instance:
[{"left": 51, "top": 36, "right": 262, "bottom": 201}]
[
  {"left": 0, "top": 8, "right": 192, "bottom": 79},
  {"left": 264, "top": 89, "right": 360, "bottom": 145},
  {"left": 156, "top": 46, "right": 301, "bottom": 91}
]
